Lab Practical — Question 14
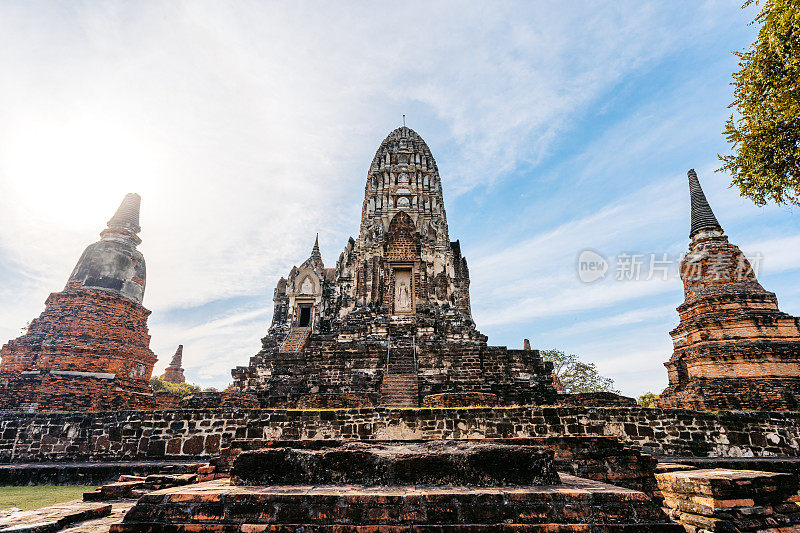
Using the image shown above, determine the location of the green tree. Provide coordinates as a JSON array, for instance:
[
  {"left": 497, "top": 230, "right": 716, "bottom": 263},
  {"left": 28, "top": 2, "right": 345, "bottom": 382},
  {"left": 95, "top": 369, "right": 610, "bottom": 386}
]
[
  {"left": 540, "top": 349, "right": 619, "bottom": 394},
  {"left": 149, "top": 376, "right": 200, "bottom": 397},
  {"left": 718, "top": 0, "right": 800, "bottom": 205},
  {"left": 637, "top": 392, "right": 660, "bottom": 408}
]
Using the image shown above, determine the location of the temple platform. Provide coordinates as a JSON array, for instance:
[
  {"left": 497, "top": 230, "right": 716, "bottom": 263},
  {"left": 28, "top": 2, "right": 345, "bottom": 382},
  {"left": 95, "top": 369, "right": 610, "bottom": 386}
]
[{"left": 111, "top": 476, "right": 682, "bottom": 531}]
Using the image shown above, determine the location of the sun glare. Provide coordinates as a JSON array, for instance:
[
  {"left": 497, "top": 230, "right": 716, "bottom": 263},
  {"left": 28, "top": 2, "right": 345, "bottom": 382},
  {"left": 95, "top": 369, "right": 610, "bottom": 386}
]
[{"left": 3, "top": 118, "right": 158, "bottom": 230}]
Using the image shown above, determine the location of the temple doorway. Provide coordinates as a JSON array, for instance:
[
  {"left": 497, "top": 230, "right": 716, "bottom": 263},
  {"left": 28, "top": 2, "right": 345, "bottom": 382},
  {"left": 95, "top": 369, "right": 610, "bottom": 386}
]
[
  {"left": 298, "top": 305, "right": 312, "bottom": 327},
  {"left": 394, "top": 269, "right": 412, "bottom": 314}
]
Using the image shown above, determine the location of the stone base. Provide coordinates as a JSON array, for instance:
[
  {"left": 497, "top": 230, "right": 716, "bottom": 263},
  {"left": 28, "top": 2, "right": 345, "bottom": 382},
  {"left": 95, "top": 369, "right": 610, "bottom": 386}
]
[
  {"left": 422, "top": 392, "right": 498, "bottom": 408},
  {"left": 656, "top": 468, "right": 800, "bottom": 531},
  {"left": 112, "top": 477, "right": 682, "bottom": 531},
  {"left": 0, "top": 287, "right": 157, "bottom": 412},
  {"left": 221, "top": 438, "right": 657, "bottom": 496},
  {"left": 230, "top": 441, "right": 559, "bottom": 487},
  {"left": 658, "top": 377, "right": 800, "bottom": 411},
  {"left": 0, "top": 460, "right": 206, "bottom": 486},
  {"left": 557, "top": 392, "right": 637, "bottom": 408},
  {"left": 659, "top": 456, "right": 800, "bottom": 483}
]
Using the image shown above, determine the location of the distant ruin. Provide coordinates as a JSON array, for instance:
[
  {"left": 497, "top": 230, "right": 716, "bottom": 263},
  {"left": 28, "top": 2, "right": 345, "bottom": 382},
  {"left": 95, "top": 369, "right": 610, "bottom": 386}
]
[{"left": 161, "top": 345, "right": 185, "bottom": 384}]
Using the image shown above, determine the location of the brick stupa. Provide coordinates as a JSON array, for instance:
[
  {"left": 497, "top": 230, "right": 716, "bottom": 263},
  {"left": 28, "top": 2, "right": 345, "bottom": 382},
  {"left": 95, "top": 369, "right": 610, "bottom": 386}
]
[
  {"left": 0, "top": 194, "right": 158, "bottom": 411},
  {"left": 658, "top": 170, "right": 800, "bottom": 410},
  {"left": 161, "top": 345, "right": 186, "bottom": 384}
]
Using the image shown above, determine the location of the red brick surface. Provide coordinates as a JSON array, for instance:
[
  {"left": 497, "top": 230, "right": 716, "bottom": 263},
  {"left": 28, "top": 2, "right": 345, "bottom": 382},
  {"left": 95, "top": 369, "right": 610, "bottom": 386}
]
[
  {"left": 0, "top": 287, "right": 157, "bottom": 411},
  {"left": 659, "top": 235, "right": 800, "bottom": 411}
]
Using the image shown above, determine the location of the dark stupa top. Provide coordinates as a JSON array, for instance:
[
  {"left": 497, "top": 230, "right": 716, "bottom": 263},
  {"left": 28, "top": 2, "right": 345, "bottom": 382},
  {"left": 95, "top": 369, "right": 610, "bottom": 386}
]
[
  {"left": 688, "top": 169, "right": 722, "bottom": 239},
  {"left": 66, "top": 193, "right": 147, "bottom": 303}
]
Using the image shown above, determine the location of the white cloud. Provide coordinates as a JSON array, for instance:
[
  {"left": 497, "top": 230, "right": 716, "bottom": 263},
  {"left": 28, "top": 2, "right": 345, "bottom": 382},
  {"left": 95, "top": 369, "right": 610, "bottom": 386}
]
[
  {"left": 742, "top": 235, "right": 800, "bottom": 276},
  {"left": 547, "top": 305, "right": 675, "bottom": 338}
]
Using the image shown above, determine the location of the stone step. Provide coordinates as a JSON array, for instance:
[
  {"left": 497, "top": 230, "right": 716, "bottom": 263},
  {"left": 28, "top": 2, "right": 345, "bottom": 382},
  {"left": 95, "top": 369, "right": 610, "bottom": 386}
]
[
  {"left": 279, "top": 327, "right": 311, "bottom": 354},
  {"left": 0, "top": 501, "right": 112, "bottom": 532},
  {"left": 380, "top": 373, "right": 419, "bottom": 408},
  {"left": 111, "top": 476, "right": 683, "bottom": 531},
  {"left": 231, "top": 441, "right": 559, "bottom": 486}
]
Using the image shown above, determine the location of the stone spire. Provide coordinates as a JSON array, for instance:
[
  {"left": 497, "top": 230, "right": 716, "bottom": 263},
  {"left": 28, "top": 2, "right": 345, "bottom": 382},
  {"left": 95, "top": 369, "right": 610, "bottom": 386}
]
[
  {"left": 67, "top": 193, "right": 147, "bottom": 303},
  {"left": 360, "top": 127, "right": 449, "bottom": 246},
  {"left": 101, "top": 193, "right": 142, "bottom": 245},
  {"left": 658, "top": 172, "right": 800, "bottom": 411},
  {"left": 162, "top": 345, "right": 186, "bottom": 384},
  {"left": 311, "top": 233, "right": 322, "bottom": 265},
  {"left": 108, "top": 193, "right": 141, "bottom": 233},
  {"left": 688, "top": 169, "right": 722, "bottom": 239},
  {"left": 170, "top": 345, "right": 183, "bottom": 367}
]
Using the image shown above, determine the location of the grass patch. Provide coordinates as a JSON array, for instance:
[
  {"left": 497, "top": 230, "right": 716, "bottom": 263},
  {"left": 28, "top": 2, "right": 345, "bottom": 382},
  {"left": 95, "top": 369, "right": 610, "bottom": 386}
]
[{"left": 0, "top": 485, "right": 96, "bottom": 511}]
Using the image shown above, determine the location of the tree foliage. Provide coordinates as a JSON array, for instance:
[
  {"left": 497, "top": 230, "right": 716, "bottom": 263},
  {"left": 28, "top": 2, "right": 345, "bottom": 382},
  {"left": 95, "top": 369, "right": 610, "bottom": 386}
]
[
  {"left": 718, "top": 0, "right": 800, "bottom": 205},
  {"left": 637, "top": 392, "right": 660, "bottom": 408},
  {"left": 149, "top": 376, "right": 200, "bottom": 397},
  {"left": 540, "top": 349, "right": 619, "bottom": 394}
]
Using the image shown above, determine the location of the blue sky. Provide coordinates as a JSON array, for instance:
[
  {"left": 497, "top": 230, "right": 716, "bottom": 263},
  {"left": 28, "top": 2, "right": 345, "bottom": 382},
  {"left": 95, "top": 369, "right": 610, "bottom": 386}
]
[{"left": 1, "top": 1, "right": 799, "bottom": 397}]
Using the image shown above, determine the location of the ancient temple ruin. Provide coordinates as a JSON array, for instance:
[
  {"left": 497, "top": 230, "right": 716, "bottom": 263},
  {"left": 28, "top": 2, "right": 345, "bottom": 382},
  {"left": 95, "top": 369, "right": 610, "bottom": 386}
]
[
  {"left": 233, "top": 127, "right": 557, "bottom": 407},
  {"left": 658, "top": 170, "right": 800, "bottom": 410},
  {"left": 0, "top": 194, "right": 158, "bottom": 411},
  {"left": 161, "top": 345, "right": 186, "bottom": 384}
]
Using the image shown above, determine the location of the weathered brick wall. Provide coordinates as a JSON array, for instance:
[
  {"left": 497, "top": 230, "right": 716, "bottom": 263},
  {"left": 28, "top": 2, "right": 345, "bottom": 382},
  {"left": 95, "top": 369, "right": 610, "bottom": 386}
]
[
  {"left": 660, "top": 233, "right": 800, "bottom": 411},
  {"left": 422, "top": 392, "right": 498, "bottom": 407},
  {"left": 1, "top": 407, "right": 799, "bottom": 463},
  {"left": 0, "top": 287, "right": 157, "bottom": 411},
  {"left": 234, "top": 338, "right": 555, "bottom": 408},
  {"left": 296, "top": 393, "right": 372, "bottom": 409},
  {"left": 178, "top": 391, "right": 260, "bottom": 409},
  {"left": 416, "top": 345, "right": 555, "bottom": 406}
]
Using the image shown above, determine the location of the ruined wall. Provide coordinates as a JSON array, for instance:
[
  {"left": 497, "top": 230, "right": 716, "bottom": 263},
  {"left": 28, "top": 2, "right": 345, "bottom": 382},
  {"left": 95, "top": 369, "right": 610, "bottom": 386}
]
[
  {"left": 415, "top": 345, "right": 556, "bottom": 406},
  {"left": 2, "top": 407, "right": 799, "bottom": 463},
  {"left": 233, "top": 339, "right": 555, "bottom": 408}
]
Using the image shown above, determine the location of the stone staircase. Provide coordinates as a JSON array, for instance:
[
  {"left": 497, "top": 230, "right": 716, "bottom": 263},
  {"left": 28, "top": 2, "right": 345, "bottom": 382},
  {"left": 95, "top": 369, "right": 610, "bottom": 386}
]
[
  {"left": 279, "top": 327, "right": 311, "bottom": 354},
  {"left": 381, "top": 340, "right": 419, "bottom": 408},
  {"left": 380, "top": 374, "right": 419, "bottom": 408}
]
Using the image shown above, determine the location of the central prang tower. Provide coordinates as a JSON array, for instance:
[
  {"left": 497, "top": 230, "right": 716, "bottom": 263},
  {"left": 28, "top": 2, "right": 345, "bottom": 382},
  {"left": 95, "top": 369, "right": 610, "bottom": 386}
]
[
  {"left": 349, "top": 126, "right": 471, "bottom": 318},
  {"left": 232, "top": 127, "right": 556, "bottom": 408}
]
